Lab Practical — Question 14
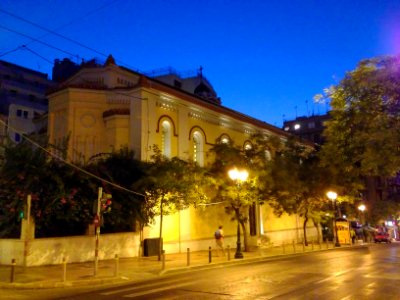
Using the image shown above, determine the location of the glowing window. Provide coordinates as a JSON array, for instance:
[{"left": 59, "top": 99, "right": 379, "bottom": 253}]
[
  {"left": 294, "top": 124, "right": 301, "bottom": 130},
  {"left": 220, "top": 135, "right": 230, "bottom": 144},
  {"left": 193, "top": 131, "right": 204, "bottom": 166},
  {"left": 244, "top": 143, "right": 252, "bottom": 151},
  {"left": 161, "top": 120, "right": 171, "bottom": 158},
  {"left": 265, "top": 149, "right": 271, "bottom": 161}
]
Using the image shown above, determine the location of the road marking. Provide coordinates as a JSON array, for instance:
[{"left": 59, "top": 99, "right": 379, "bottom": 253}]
[
  {"left": 316, "top": 268, "right": 355, "bottom": 284},
  {"left": 123, "top": 281, "right": 193, "bottom": 298},
  {"left": 100, "top": 277, "right": 192, "bottom": 296}
]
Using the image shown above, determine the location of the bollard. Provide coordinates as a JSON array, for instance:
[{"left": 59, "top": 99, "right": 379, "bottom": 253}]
[
  {"left": 292, "top": 240, "right": 296, "bottom": 253},
  {"left": 62, "top": 257, "right": 67, "bottom": 282},
  {"left": 311, "top": 240, "right": 314, "bottom": 251},
  {"left": 10, "top": 258, "right": 16, "bottom": 283},
  {"left": 161, "top": 250, "right": 165, "bottom": 271},
  {"left": 282, "top": 242, "right": 286, "bottom": 254},
  {"left": 208, "top": 246, "right": 212, "bottom": 263},
  {"left": 114, "top": 254, "right": 119, "bottom": 277},
  {"left": 187, "top": 248, "right": 190, "bottom": 266},
  {"left": 326, "top": 240, "right": 329, "bottom": 249},
  {"left": 319, "top": 240, "right": 322, "bottom": 250},
  {"left": 302, "top": 241, "right": 305, "bottom": 252},
  {"left": 227, "top": 245, "right": 231, "bottom": 261}
]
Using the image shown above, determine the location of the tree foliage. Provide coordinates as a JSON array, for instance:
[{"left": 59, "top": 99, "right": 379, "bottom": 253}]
[
  {"left": 133, "top": 146, "right": 208, "bottom": 257},
  {"left": 207, "top": 136, "right": 268, "bottom": 251},
  {"left": 265, "top": 137, "right": 334, "bottom": 244},
  {"left": 318, "top": 55, "right": 400, "bottom": 222},
  {"left": 0, "top": 139, "right": 93, "bottom": 237},
  {"left": 320, "top": 55, "right": 400, "bottom": 181}
]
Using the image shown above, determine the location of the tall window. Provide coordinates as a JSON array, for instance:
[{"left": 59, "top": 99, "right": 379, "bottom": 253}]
[
  {"left": 193, "top": 131, "right": 204, "bottom": 166},
  {"left": 161, "top": 120, "right": 171, "bottom": 158}
]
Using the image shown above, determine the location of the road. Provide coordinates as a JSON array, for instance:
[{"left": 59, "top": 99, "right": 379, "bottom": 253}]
[{"left": 6, "top": 243, "right": 400, "bottom": 299}]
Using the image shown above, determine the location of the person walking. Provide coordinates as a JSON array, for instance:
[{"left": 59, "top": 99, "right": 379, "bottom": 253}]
[{"left": 215, "top": 225, "right": 225, "bottom": 256}]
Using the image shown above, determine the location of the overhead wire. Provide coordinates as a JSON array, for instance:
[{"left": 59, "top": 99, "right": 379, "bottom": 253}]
[
  {"left": 0, "top": 45, "right": 24, "bottom": 58},
  {"left": 0, "top": 24, "right": 82, "bottom": 60},
  {"left": 0, "top": 7, "right": 109, "bottom": 58},
  {"left": 0, "top": 2, "right": 141, "bottom": 71},
  {"left": 22, "top": 45, "right": 53, "bottom": 64},
  {"left": 0, "top": 118, "right": 145, "bottom": 197}
]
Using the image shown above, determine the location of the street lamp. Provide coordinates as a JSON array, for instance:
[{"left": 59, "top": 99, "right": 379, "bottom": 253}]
[
  {"left": 327, "top": 191, "right": 340, "bottom": 247},
  {"left": 358, "top": 204, "right": 366, "bottom": 225},
  {"left": 228, "top": 167, "right": 248, "bottom": 259}
]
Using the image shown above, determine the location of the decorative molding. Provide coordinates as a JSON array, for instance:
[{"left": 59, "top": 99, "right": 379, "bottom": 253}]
[
  {"left": 156, "top": 115, "right": 178, "bottom": 137},
  {"left": 106, "top": 97, "right": 131, "bottom": 105},
  {"left": 80, "top": 113, "right": 96, "bottom": 128},
  {"left": 156, "top": 100, "right": 178, "bottom": 112}
]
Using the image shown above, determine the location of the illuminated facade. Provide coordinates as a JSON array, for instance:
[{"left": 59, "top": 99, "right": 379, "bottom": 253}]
[{"left": 48, "top": 55, "right": 315, "bottom": 251}]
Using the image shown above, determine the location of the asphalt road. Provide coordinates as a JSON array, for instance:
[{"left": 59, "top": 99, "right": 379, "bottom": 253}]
[{"left": 5, "top": 243, "right": 400, "bottom": 300}]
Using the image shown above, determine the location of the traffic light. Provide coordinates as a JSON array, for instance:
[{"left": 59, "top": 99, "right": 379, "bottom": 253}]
[
  {"left": 18, "top": 204, "right": 27, "bottom": 221},
  {"left": 101, "top": 192, "right": 112, "bottom": 214}
]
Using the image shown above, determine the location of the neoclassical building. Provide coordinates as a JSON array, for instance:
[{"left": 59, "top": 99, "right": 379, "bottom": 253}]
[{"left": 48, "top": 55, "right": 312, "bottom": 252}]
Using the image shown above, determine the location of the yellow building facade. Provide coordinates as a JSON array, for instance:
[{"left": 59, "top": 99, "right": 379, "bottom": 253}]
[{"left": 48, "top": 56, "right": 315, "bottom": 252}]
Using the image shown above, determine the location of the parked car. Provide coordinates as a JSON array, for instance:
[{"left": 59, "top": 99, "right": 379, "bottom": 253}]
[{"left": 374, "top": 232, "right": 391, "bottom": 243}]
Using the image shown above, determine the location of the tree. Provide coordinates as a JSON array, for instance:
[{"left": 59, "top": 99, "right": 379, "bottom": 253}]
[
  {"left": 318, "top": 55, "right": 400, "bottom": 221},
  {"left": 133, "top": 146, "right": 207, "bottom": 259},
  {"left": 207, "top": 137, "right": 265, "bottom": 252},
  {"left": 0, "top": 138, "right": 94, "bottom": 237},
  {"left": 86, "top": 147, "right": 146, "bottom": 233},
  {"left": 265, "top": 137, "right": 333, "bottom": 244}
]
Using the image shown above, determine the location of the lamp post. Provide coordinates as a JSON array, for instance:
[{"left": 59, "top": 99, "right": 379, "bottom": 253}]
[
  {"left": 228, "top": 167, "right": 248, "bottom": 259},
  {"left": 358, "top": 204, "right": 366, "bottom": 225},
  {"left": 327, "top": 191, "right": 340, "bottom": 247}
]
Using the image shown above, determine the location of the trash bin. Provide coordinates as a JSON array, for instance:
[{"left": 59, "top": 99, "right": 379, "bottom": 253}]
[{"left": 143, "top": 238, "right": 162, "bottom": 257}]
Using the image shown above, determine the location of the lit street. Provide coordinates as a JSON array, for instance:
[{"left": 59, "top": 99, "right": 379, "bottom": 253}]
[{"left": 5, "top": 243, "right": 398, "bottom": 300}]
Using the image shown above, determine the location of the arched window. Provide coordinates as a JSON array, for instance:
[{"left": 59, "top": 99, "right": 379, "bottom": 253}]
[
  {"left": 219, "top": 134, "right": 230, "bottom": 144},
  {"left": 161, "top": 120, "right": 171, "bottom": 158},
  {"left": 265, "top": 149, "right": 272, "bottom": 161},
  {"left": 244, "top": 142, "right": 252, "bottom": 151},
  {"left": 193, "top": 131, "right": 204, "bottom": 166}
]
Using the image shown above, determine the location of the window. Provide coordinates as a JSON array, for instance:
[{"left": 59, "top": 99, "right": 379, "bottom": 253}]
[
  {"left": 16, "top": 109, "right": 22, "bottom": 117},
  {"left": 15, "top": 133, "right": 21, "bottom": 142},
  {"left": 10, "top": 89, "right": 17, "bottom": 96},
  {"left": 161, "top": 120, "right": 171, "bottom": 158},
  {"left": 244, "top": 143, "right": 252, "bottom": 151},
  {"left": 23, "top": 111, "right": 28, "bottom": 119},
  {"left": 294, "top": 124, "right": 301, "bottom": 130},
  {"left": 308, "top": 122, "right": 315, "bottom": 129},
  {"left": 29, "top": 94, "right": 36, "bottom": 101},
  {"left": 220, "top": 134, "right": 230, "bottom": 144},
  {"left": 193, "top": 131, "right": 204, "bottom": 166},
  {"left": 265, "top": 149, "right": 271, "bottom": 161}
]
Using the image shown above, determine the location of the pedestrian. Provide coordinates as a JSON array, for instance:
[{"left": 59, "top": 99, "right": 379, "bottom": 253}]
[
  {"left": 214, "top": 225, "right": 225, "bottom": 256},
  {"left": 350, "top": 228, "right": 356, "bottom": 244}
]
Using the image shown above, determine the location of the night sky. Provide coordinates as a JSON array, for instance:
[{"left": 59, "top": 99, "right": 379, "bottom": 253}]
[{"left": 1, "top": 0, "right": 399, "bottom": 127}]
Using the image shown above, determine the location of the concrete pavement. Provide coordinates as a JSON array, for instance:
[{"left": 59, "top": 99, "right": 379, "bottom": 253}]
[{"left": 0, "top": 241, "right": 367, "bottom": 289}]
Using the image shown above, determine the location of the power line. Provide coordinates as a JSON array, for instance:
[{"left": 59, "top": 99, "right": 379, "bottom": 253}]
[
  {"left": 0, "top": 2, "right": 140, "bottom": 71},
  {"left": 0, "top": 118, "right": 145, "bottom": 197},
  {"left": 22, "top": 45, "right": 53, "bottom": 64},
  {"left": 0, "top": 45, "right": 24, "bottom": 58},
  {"left": 0, "top": 7, "right": 109, "bottom": 58},
  {"left": 0, "top": 24, "right": 82, "bottom": 60}
]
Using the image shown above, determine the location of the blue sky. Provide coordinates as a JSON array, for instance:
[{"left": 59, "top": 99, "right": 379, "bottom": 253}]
[{"left": 1, "top": 0, "right": 399, "bottom": 127}]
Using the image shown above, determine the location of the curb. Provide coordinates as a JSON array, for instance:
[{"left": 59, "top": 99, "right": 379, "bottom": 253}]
[{"left": 0, "top": 244, "right": 370, "bottom": 289}]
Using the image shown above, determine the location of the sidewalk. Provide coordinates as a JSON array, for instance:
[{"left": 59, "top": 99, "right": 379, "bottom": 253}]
[{"left": 0, "top": 242, "right": 367, "bottom": 289}]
